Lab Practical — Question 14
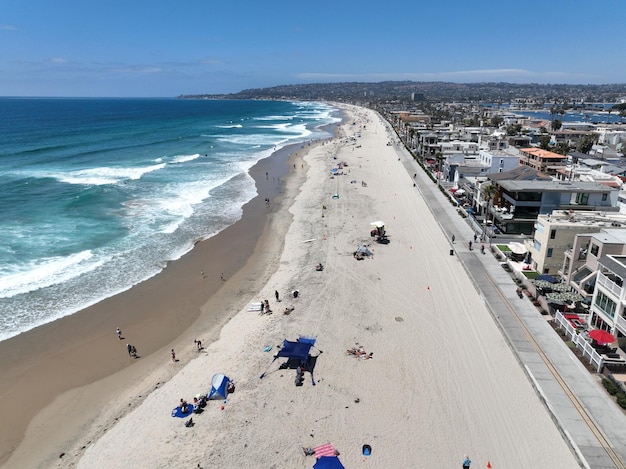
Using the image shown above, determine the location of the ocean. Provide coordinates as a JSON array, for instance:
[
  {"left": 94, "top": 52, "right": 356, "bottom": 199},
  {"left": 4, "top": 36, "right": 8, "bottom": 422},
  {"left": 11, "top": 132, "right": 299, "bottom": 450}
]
[{"left": 0, "top": 98, "right": 340, "bottom": 341}]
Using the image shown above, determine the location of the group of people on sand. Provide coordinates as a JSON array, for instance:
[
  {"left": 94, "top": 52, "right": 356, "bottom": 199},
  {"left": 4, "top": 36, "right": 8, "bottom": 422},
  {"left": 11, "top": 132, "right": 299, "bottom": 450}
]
[
  {"left": 259, "top": 299, "right": 272, "bottom": 315},
  {"left": 116, "top": 327, "right": 139, "bottom": 359},
  {"left": 346, "top": 344, "right": 373, "bottom": 360}
]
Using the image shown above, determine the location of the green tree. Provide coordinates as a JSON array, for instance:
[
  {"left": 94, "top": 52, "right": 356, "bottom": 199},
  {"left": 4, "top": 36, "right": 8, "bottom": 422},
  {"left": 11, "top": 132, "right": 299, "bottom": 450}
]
[
  {"left": 481, "top": 183, "right": 498, "bottom": 237},
  {"left": 551, "top": 119, "right": 562, "bottom": 131},
  {"left": 577, "top": 135, "right": 598, "bottom": 153},
  {"left": 506, "top": 124, "right": 521, "bottom": 135},
  {"left": 539, "top": 135, "right": 552, "bottom": 150},
  {"left": 434, "top": 151, "right": 444, "bottom": 182},
  {"left": 554, "top": 142, "right": 570, "bottom": 155},
  {"left": 491, "top": 116, "right": 504, "bottom": 127}
]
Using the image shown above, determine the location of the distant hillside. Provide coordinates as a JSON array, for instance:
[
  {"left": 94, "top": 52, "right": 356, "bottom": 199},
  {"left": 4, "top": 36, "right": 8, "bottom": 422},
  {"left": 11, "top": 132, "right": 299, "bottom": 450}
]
[{"left": 179, "top": 81, "right": 626, "bottom": 104}]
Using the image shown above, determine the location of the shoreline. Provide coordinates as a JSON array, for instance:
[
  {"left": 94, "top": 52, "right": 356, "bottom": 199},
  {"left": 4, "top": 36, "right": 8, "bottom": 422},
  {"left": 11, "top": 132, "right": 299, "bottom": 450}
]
[{"left": 0, "top": 127, "right": 327, "bottom": 467}]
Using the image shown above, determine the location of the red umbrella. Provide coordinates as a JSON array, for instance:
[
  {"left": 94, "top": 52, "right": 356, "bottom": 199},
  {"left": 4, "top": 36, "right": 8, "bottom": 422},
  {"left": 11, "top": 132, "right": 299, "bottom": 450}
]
[{"left": 589, "top": 329, "right": 616, "bottom": 345}]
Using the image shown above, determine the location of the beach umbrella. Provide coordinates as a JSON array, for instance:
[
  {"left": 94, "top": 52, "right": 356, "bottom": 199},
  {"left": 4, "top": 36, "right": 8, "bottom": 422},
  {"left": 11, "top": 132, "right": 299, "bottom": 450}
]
[
  {"left": 313, "top": 456, "right": 345, "bottom": 469},
  {"left": 589, "top": 329, "right": 616, "bottom": 345},
  {"left": 370, "top": 221, "right": 385, "bottom": 228}
]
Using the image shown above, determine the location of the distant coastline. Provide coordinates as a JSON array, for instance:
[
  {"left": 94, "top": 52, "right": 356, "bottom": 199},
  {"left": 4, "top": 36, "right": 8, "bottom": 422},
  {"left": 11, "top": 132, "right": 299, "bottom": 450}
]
[{"left": 178, "top": 80, "right": 626, "bottom": 104}]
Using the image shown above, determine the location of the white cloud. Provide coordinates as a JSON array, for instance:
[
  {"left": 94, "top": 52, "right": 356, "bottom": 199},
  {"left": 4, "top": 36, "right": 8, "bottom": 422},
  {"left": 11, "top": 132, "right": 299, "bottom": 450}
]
[
  {"left": 49, "top": 57, "right": 69, "bottom": 64},
  {"left": 0, "top": 24, "right": 17, "bottom": 31}
]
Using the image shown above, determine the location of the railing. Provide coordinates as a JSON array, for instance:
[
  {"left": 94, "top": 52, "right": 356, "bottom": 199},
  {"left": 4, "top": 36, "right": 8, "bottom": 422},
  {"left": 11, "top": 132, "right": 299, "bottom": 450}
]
[
  {"left": 616, "top": 315, "right": 626, "bottom": 337},
  {"left": 597, "top": 272, "right": 624, "bottom": 298},
  {"left": 554, "top": 311, "right": 604, "bottom": 372}
]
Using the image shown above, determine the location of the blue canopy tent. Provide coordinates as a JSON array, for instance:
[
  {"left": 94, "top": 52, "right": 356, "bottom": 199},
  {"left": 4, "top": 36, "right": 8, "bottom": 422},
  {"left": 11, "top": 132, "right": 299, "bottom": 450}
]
[
  {"left": 260, "top": 337, "right": 321, "bottom": 385},
  {"left": 313, "top": 456, "right": 345, "bottom": 469}
]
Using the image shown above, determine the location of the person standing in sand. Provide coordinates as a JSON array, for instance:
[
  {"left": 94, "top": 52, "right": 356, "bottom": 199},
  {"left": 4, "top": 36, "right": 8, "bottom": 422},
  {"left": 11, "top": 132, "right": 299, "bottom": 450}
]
[
  {"left": 462, "top": 455, "right": 471, "bottom": 468},
  {"left": 116, "top": 327, "right": 122, "bottom": 340},
  {"left": 171, "top": 349, "right": 176, "bottom": 362},
  {"left": 275, "top": 290, "right": 280, "bottom": 302}
]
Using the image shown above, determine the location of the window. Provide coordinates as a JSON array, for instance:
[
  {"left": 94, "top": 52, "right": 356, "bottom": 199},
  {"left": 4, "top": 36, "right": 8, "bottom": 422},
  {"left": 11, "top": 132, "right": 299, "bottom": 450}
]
[
  {"left": 595, "top": 290, "right": 617, "bottom": 318},
  {"left": 543, "top": 268, "right": 550, "bottom": 273},
  {"left": 576, "top": 192, "right": 589, "bottom": 205},
  {"left": 547, "top": 248, "right": 553, "bottom": 258},
  {"left": 590, "top": 244, "right": 599, "bottom": 256},
  {"left": 550, "top": 229, "right": 556, "bottom": 239},
  {"left": 534, "top": 240, "right": 542, "bottom": 251},
  {"left": 602, "top": 193, "right": 608, "bottom": 201}
]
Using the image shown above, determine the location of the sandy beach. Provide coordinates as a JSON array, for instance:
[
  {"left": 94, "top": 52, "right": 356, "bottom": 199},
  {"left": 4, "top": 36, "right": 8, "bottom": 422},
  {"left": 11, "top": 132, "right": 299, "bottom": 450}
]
[{"left": 2, "top": 105, "right": 579, "bottom": 468}]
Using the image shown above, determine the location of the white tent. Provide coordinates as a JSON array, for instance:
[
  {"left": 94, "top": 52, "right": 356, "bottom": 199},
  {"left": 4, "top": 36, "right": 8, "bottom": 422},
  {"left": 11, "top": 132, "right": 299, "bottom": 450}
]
[{"left": 356, "top": 245, "right": 373, "bottom": 256}]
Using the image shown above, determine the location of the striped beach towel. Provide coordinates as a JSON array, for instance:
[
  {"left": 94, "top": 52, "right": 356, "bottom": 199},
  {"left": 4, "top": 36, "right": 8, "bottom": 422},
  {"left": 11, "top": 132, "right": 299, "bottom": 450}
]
[{"left": 314, "top": 443, "right": 337, "bottom": 459}]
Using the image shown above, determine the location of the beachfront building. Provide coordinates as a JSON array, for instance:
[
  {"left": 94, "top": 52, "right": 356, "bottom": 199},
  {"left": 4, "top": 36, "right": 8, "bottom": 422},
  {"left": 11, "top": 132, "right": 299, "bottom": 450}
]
[
  {"left": 563, "top": 229, "right": 626, "bottom": 304},
  {"left": 486, "top": 180, "right": 619, "bottom": 235},
  {"left": 589, "top": 250, "right": 626, "bottom": 346},
  {"left": 519, "top": 148, "right": 568, "bottom": 175},
  {"left": 472, "top": 166, "right": 550, "bottom": 221},
  {"left": 527, "top": 211, "right": 626, "bottom": 275}
]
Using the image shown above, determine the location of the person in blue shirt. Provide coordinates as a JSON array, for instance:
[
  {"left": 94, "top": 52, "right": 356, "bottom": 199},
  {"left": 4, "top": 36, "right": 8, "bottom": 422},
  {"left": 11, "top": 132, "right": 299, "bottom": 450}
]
[{"left": 462, "top": 455, "right": 471, "bottom": 468}]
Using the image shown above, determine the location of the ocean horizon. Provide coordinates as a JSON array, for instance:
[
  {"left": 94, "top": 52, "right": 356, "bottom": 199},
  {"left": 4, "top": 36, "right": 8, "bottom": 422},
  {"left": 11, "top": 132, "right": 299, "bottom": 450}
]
[{"left": 0, "top": 98, "right": 340, "bottom": 341}]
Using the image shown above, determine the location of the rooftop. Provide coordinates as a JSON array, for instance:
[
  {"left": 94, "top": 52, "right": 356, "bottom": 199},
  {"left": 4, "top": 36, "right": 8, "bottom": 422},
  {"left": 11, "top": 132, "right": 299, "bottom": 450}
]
[{"left": 497, "top": 179, "right": 614, "bottom": 192}]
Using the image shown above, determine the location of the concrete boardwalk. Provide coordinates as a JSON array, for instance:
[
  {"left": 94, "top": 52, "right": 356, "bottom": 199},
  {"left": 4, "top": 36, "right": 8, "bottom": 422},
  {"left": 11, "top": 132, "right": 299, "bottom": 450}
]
[{"left": 392, "top": 132, "right": 626, "bottom": 469}]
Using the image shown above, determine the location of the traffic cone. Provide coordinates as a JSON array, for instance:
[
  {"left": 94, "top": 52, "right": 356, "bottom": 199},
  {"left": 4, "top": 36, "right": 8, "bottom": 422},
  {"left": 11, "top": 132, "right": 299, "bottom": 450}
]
[{"left": 486, "top": 461, "right": 492, "bottom": 468}]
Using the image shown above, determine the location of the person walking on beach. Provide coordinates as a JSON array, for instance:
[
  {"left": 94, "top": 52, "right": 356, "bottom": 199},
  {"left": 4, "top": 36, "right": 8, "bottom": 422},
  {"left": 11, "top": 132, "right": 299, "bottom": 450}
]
[
  {"left": 462, "top": 455, "right": 471, "bottom": 468},
  {"left": 194, "top": 339, "right": 202, "bottom": 351},
  {"left": 116, "top": 327, "right": 122, "bottom": 340},
  {"left": 451, "top": 234, "right": 455, "bottom": 243},
  {"left": 468, "top": 240, "right": 473, "bottom": 250},
  {"left": 275, "top": 290, "right": 280, "bottom": 302},
  {"left": 127, "top": 343, "right": 133, "bottom": 356},
  {"left": 171, "top": 349, "right": 176, "bottom": 362}
]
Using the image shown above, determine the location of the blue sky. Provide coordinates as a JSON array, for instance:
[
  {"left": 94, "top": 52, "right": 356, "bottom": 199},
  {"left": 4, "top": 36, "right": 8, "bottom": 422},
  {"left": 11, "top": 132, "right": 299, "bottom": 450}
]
[{"left": 1, "top": 0, "right": 625, "bottom": 97}]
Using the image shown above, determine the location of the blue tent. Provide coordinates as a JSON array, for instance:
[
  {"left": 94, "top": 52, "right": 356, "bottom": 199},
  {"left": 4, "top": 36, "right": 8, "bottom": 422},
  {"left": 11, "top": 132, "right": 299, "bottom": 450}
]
[
  {"left": 260, "top": 337, "right": 320, "bottom": 385},
  {"left": 275, "top": 340, "right": 312, "bottom": 361},
  {"left": 313, "top": 456, "right": 345, "bottom": 469},
  {"left": 208, "top": 373, "right": 231, "bottom": 400}
]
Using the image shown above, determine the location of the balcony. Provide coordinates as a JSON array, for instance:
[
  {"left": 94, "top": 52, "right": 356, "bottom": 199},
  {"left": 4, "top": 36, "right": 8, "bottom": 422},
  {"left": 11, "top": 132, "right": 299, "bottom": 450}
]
[
  {"left": 597, "top": 272, "right": 624, "bottom": 298},
  {"left": 616, "top": 314, "right": 626, "bottom": 337}
]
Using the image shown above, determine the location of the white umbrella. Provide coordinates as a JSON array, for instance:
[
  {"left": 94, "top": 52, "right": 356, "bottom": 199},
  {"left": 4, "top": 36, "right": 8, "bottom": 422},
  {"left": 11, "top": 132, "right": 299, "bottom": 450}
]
[{"left": 370, "top": 221, "right": 385, "bottom": 228}]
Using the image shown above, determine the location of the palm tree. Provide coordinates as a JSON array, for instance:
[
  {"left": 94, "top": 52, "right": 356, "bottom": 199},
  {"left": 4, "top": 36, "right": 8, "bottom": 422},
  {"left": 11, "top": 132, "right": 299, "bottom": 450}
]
[
  {"left": 482, "top": 183, "right": 497, "bottom": 243},
  {"left": 435, "top": 152, "right": 444, "bottom": 186}
]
